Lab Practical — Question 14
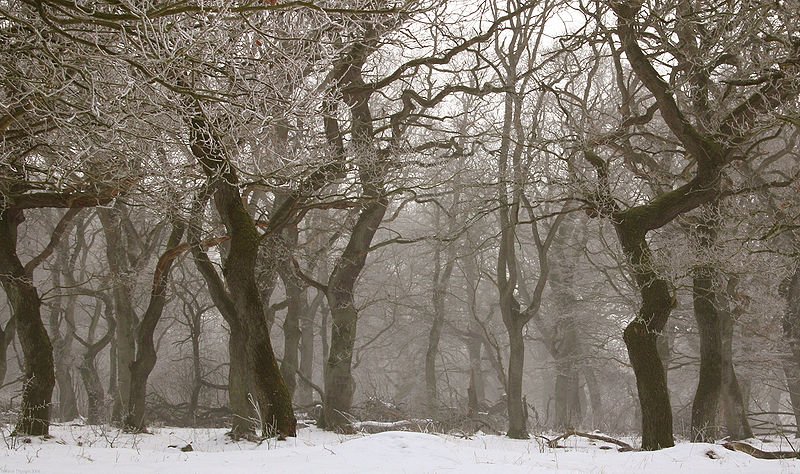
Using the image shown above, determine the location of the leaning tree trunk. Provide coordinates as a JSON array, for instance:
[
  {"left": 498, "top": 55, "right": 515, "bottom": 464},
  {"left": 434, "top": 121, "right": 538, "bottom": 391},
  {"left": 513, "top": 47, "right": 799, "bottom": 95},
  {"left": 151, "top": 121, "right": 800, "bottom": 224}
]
[
  {"left": 0, "top": 208, "right": 55, "bottom": 436},
  {"left": 186, "top": 101, "right": 297, "bottom": 438},
  {"left": 125, "top": 222, "right": 184, "bottom": 432},
  {"left": 322, "top": 194, "right": 388, "bottom": 431}
]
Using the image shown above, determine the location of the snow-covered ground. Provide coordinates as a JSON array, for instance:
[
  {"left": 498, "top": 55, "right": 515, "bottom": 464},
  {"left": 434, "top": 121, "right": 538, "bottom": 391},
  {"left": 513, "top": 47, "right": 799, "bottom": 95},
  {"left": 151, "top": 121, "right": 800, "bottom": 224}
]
[{"left": 0, "top": 423, "right": 797, "bottom": 473}]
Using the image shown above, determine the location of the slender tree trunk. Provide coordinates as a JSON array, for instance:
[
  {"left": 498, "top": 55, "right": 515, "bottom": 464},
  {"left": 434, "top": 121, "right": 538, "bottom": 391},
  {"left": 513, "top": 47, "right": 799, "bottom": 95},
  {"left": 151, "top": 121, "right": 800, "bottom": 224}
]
[
  {"left": 187, "top": 308, "right": 203, "bottom": 425},
  {"left": 718, "top": 276, "right": 752, "bottom": 439},
  {"left": 0, "top": 208, "right": 55, "bottom": 436},
  {"left": 425, "top": 246, "right": 447, "bottom": 413},
  {"left": 125, "top": 222, "right": 185, "bottom": 432},
  {"left": 98, "top": 206, "right": 137, "bottom": 423},
  {"left": 296, "top": 290, "right": 322, "bottom": 407},
  {"left": 466, "top": 328, "right": 484, "bottom": 416},
  {"left": 278, "top": 226, "right": 305, "bottom": 401}
]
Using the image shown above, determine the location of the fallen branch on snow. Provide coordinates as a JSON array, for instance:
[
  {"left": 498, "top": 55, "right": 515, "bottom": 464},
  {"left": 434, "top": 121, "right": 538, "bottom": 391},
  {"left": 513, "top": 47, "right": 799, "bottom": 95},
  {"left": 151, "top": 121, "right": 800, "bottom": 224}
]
[
  {"left": 722, "top": 441, "right": 799, "bottom": 459},
  {"left": 547, "top": 430, "right": 637, "bottom": 452}
]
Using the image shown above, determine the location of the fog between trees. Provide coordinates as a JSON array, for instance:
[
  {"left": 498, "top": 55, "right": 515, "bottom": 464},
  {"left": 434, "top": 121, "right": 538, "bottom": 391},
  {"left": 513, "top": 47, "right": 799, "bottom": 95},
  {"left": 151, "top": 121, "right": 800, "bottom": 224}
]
[{"left": 1, "top": 0, "right": 799, "bottom": 451}]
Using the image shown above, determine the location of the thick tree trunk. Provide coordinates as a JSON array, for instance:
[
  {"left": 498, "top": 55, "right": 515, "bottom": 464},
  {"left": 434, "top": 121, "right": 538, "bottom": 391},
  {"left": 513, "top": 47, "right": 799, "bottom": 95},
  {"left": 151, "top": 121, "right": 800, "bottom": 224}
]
[
  {"left": 691, "top": 211, "right": 722, "bottom": 442},
  {"left": 227, "top": 325, "right": 251, "bottom": 435},
  {"left": 691, "top": 242, "right": 723, "bottom": 441},
  {"left": 0, "top": 208, "right": 55, "bottom": 436},
  {"left": 618, "top": 227, "right": 674, "bottom": 450},
  {"left": 553, "top": 354, "right": 581, "bottom": 430}
]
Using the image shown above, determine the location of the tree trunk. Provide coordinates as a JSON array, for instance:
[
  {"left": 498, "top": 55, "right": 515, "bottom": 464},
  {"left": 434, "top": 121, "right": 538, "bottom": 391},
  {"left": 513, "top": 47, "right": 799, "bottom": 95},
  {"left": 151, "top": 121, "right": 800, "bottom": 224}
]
[
  {"left": 125, "top": 222, "right": 184, "bottom": 432},
  {"left": 555, "top": 338, "right": 583, "bottom": 431},
  {"left": 466, "top": 327, "right": 484, "bottom": 416},
  {"left": 782, "top": 267, "right": 800, "bottom": 436},
  {"left": 505, "top": 320, "right": 528, "bottom": 439},
  {"left": 227, "top": 325, "right": 251, "bottom": 435},
  {"left": 0, "top": 208, "right": 55, "bottom": 436},
  {"left": 98, "top": 206, "right": 137, "bottom": 423},
  {"left": 425, "top": 247, "right": 447, "bottom": 413},
  {"left": 618, "top": 227, "right": 674, "bottom": 450},
  {"left": 186, "top": 106, "right": 297, "bottom": 438},
  {"left": 296, "top": 290, "right": 322, "bottom": 407},
  {"left": 583, "top": 368, "right": 603, "bottom": 429},
  {"left": 0, "top": 317, "right": 15, "bottom": 387},
  {"left": 719, "top": 276, "right": 752, "bottom": 439},
  {"left": 691, "top": 267, "right": 722, "bottom": 441},
  {"left": 278, "top": 227, "right": 305, "bottom": 401}
]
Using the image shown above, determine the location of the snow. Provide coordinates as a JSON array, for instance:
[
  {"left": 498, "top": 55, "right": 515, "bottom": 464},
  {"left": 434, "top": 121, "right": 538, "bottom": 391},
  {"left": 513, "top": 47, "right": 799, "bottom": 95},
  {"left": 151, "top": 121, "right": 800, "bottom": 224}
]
[{"left": 0, "top": 424, "right": 797, "bottom": 473}]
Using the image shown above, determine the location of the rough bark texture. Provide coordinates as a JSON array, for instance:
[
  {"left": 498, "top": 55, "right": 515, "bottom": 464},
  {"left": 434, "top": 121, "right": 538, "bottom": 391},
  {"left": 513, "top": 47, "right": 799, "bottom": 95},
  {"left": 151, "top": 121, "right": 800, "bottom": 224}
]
[
  {"left": 186, "top": 108, "right": 296, "bottom": 438},
  {"left": 0, "top": 208, "right": 55, "bottom": 436},
  {"left": 617, "top": 226, "right": 675, "bottom": 450}
]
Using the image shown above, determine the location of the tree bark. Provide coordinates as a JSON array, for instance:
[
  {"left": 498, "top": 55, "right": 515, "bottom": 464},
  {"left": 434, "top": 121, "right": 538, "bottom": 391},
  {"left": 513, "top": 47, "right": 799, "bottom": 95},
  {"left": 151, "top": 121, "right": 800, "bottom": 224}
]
[
  {"left": 186, "top": 107, "right": 296, "bottom": 438},
  {"left": 690, "top": 209, "right": 723, "bottom": 441},
  {"left": 277, "top": 224, "right": 305, "bottom": 401},
  {"left": 0, "top": 208, "right": 55, "bottom": 436},
  {"left": 782, "top": 267, "right": 800, "bottom": 436},
  {"left": 617, "top": 226, "right": 675, "bottom": 450},
  {"left": 125, "top": 221, "right": 185, "bottom": 431},
  {"left": 322, "top": 196, "right": 387, "bottom": 431},
  {"left": 98, "top": 206, "right": 137, "bottom": 423}
]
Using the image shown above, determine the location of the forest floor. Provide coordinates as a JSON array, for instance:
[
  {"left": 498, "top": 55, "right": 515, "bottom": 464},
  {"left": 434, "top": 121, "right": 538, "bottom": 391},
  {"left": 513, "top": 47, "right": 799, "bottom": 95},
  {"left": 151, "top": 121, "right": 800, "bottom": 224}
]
[{"left": 0, "top": 422, "right": 797, "bottom": 473}]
